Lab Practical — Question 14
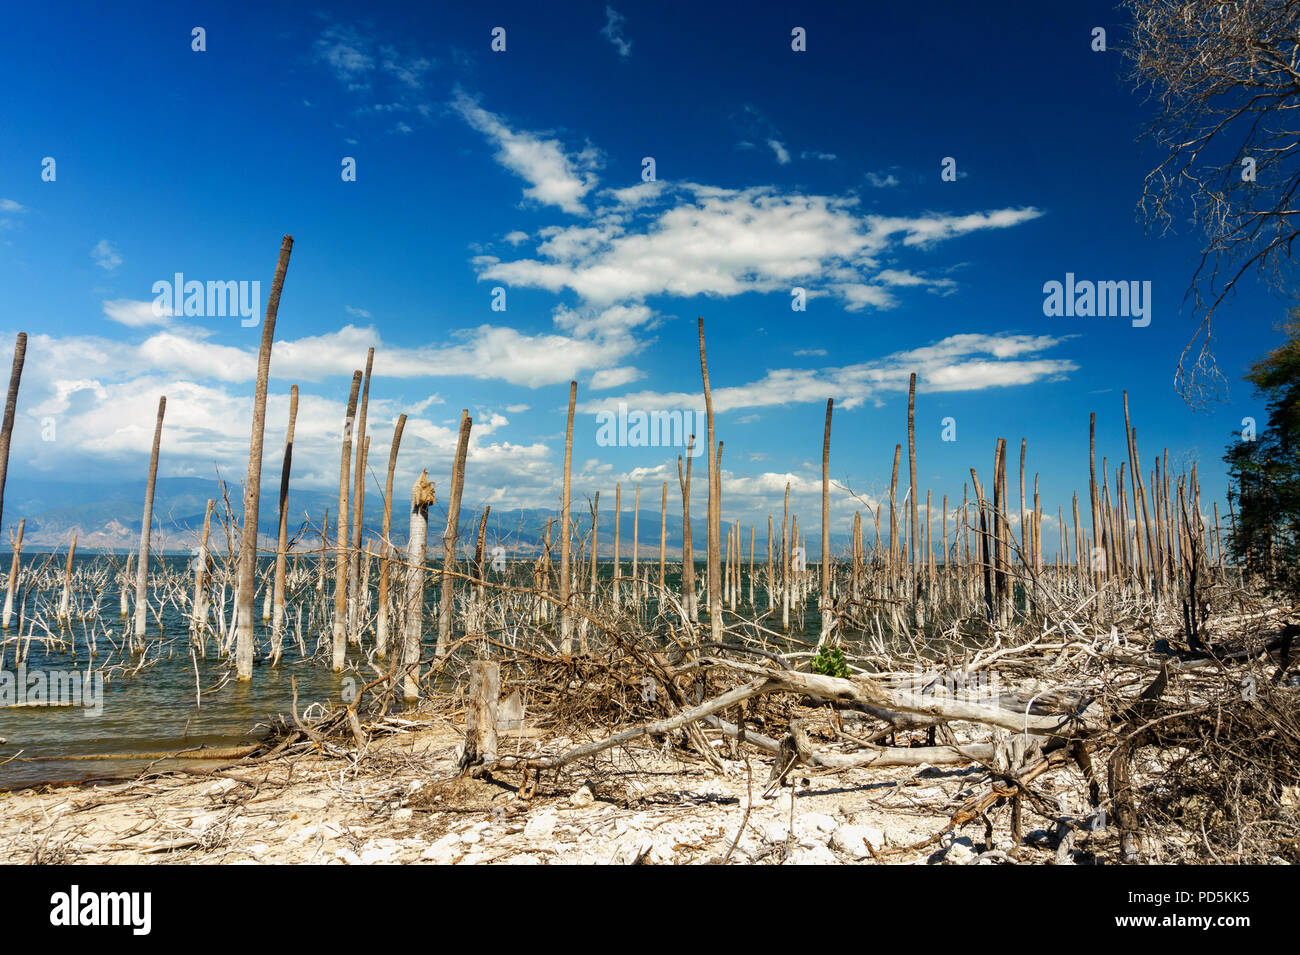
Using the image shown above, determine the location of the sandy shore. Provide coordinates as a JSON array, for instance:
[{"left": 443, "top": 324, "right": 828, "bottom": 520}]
[{"left": 0, "top": 714, "right": 1130, "bottom": 865}]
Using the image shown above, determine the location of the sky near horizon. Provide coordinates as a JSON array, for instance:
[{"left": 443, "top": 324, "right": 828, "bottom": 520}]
[{"left": 0, "top": 1, "right": 1285, "bottom": 552}]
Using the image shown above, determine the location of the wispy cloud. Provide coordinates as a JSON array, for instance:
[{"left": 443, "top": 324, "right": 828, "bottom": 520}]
[
  {"left": 768, "top": 139, "right": 791, "bottom": 165},
  {"left": 91, "top": 239, "right": 122, "bottom": 272},
  {"left": 601, "top": 6, "right": 632, "bottom": 58},
  {"left": 103, "top": 298, "right": 170, "bottom": 328},
  {"left": 452, "top": 93, "right": 601, "bottom": 215},
  {"left": 578, "top": 333, "right": 1077, "bottom": 414}
]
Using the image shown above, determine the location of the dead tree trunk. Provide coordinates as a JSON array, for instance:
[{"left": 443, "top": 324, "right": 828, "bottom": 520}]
[
  {"left": 375, "top": 414, "right": 406, "bottom": 659},
  {"left": 437, "top": 410, "right": 472, "bottom": 658},
  {"left": 0, "top": 332, "right": 27, "bottom": 540},
  {"left": 331, "top": 371, "right": 363, "bottom": 672},
  {"left": 558, "top": 383, "right": 576, "bottom": 653},
  {"left": 235, "top": 235, "right": 293, "bottom": 680},
  {"left": 133, "top": 395, "right": 166, "bottom": 648},
  {"left": 270, "top": 384, "right": 298, "bottom": 664},
  {"left": 400, "top": 470, "right": 436, "bottom": 702}
]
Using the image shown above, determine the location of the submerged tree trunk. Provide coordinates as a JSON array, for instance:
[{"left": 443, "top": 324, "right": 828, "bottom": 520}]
[
  {"left": 375, "top": 414, "right": 407, "bottom": 659},
  {"left": 401, "top": 470, "right": 436, "bottom": 701},
  {"left": 192, "top": 499, "right": 214, "bottom": 641},
  {"left": 133, "top": 396, "right": 167, "bottom": 648},
  {"left": 332, "top": 371, "right": 363, "bottom": 672},
  {"left": 270, "top": 385, "right": 299, "bottom": 665},
  {"left": 235, "top": 235, "right": 293, "bottom": 681},
  {"left": 348, "top": 348, "right": 374, "bottom": 642},
  {"left": 3, "top": 518, "right": 24, "bottom": 629}
]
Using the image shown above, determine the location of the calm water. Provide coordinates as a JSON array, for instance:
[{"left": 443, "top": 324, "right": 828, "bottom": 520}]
[{"left": 0, "top": 553, "right": 837, "bottom": 790}]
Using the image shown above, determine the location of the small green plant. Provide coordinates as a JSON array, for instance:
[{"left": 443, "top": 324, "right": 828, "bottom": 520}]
[{"left": 810, "top": 645, "right": 851, "bottom": 678}]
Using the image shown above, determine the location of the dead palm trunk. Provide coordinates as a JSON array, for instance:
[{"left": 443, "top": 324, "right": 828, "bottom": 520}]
[
  {"left": 133, "top": 395, "right": 166, "bottom": 648},
  {"left": 235, "top": 234, "right": 293, "bottom": 681},
  {"left": 612, "top": 482, "right": 621, "bottom": 609},
  {"left": 375, "top": 414, "right": 407, "bottom": 659},
  {"left": 907, "top": 373, "right": 919, "bottom": 588},
  {"left": 270, "top": 385, "right": 298, "bottom": 664},
  {"left": 192, "top": 499, "right": 214, "bottom": 641},
  {"left": 658, "top": 481, "right": 667, "bottom": 597},
  {"left": 697, "top": 318, "right": 722, "bottom": 643},
  {"left": 332, "top": 371, "right": 363, "bottom": 672},
  {"left": 3, "top": 518, "right": 24, "bottom": 629},
  {"left": 58, "top": 533, "right": 77, "bottom": 622},
  {"left": 401, "top": 470, "right": 436, "bottom": 701},
  {"left": 820, "top": 397, "right": 833, "bottom": 643},
  {"left": 437, "top": 410, "right": 472, "bottom": 658},
  {"left": 632, "top": 482, "right": 641, "bottom": 608},
  {"left": 0, "top": 332, "right": 27, "bottom": 540},
  {"left": 678, "top": 438, "right": 696, "bottom": 625},
  {"left": 558, "top": 383, "right": 576, "bottom": 652},
  {"left": 348, "top": 348, "right": 374, "bottom": 642}
]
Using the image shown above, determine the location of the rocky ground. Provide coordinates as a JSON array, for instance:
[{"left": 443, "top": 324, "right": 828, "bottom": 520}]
[{"left": 0, "top": 713, "right": 1131, "bottom": 865}]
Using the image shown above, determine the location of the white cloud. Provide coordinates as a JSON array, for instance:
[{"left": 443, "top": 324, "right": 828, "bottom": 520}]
[
  {"left": 91, "top": 239, "right": 122, "bottom": 272},
  {"left": 865, "top": 171, "right": 900, "bottom": 188},
  {"left": 476, "top": 181, "right": 1042, "bottom": 308},
  {"left": 314, "top": 24, "right": 375, "bottom": 87},
  {"left": 345, "top": 305, "right": 372, "bottom": 319},
  {"left": 589, "top": 366, "right": 642, "bottom": 389},
  {"left": 578, "top": 333, "right": 1077, "bottom": 414},
  {"left": 103, "top": 298, "right": 171, "bottom": 328},
  {"left": 768, "top": 139, "right": 791, "bottom": 164},
  {"left": 0, "top": 199, "right": 24, "bottom": 212},
  {"left": 452, "top": 93, "right": 600, "bottom": 215},
  {"left": 601, "top": 6, "right": 632, "bottom": 58}
]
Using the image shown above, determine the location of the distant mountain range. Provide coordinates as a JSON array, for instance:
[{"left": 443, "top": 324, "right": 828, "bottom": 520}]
[{"left": 1, "top": 476, "right": 829, "bottom": 558}]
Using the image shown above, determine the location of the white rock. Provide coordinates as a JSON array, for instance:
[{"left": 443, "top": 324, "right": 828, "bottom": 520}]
[
  {"left": 392, "top": 808, "right": 414, "bottom": 823},
  {"left": 523, "top": 809, "right": 558, "bottom": 839},
  {"left": 358, "top": 839, "right": 403, "bottom": 864},
  {"left": 570, "top": 784, "right": 596, "bottom": 807},
  {"left": 786, "top": 844, "right": 841, "bottom": 865},
  {"left": 944, "top": 842, "right": 975, "bottom": 865},
  {"left": 761, "top": 821, "right": 790, "bottom": 844},
  {"left": 793, "top": 812, "right": 838, "bottom": 846},
  {"left": 420, "top": 833, "right": 462, "bottom": 863},
  {"left": 830, "top": 824, "right": 884, "bottom": 859},
  {"left": 504, "top": 853, "right": 542, "bottom": 865}
]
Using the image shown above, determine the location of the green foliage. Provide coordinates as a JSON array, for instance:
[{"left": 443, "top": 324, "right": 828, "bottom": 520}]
[
  {"left": 810, "top": 644, "right": 851, "bottom": 678},
  {"left": 1224, "top": 313, "right": 1300, "bottom": 600}
]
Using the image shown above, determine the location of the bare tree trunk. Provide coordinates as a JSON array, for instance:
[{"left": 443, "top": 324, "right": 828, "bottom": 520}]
[
  {"left": 698, "top": 318, "right": 722, "bottom": 643},
  {"left": 658, "top": 481, "right": 667, "bottom": 596},
  {"left": 820, "top": 397, "right": 833, "bottom": 643},
  {"left": 375, "top": 414, "right": 407, "bottom": 659},
  {"left": 678, "top": 437, "right": 696, "bottom": 626},
  {"left": 133, "top": 396, "right": 166, "bottom": 648},
  {"left": 270, "top": 385, "right": 298, "bottom": 665},
  {"left": 0, "top": 332, "right": 27, "bottom": 540},
  {"left": 235, "top": 235, "right": 293, "bottom": 680},
  {"left": 613, "top": 482, "right": 621, "bottom": 610},
  {"left": 348, "top": 348, "right": 374, "bottom": 642},
  {"left": 558, "top": 383, "right": 576, "bottom": 652},
  {"left": 192, "top": 499, "right": 214, "bottom": 641},
  {"left": 3, "top": 518, "right": 24, "bottom": 629},
  {"left": 437, "top": 410, "right": 473, "bottom": 658},
  {"left": 907, "top": 373, "right": 920, "bottom": 603},
  {"left": 400, "top": 470, "right": 436, "bottom": 701},
  {"left": 58, "top": 533, "right": 77, "bottom": 622},
  {"left": 332, "top": 371, "right": 363, "bottom": 672}
]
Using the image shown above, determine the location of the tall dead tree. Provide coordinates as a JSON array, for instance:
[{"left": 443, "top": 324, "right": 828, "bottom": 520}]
[
  {"left": 235, "top": 235, "right": 293, "bottom": 680},
  {"left": 332, "top": 371, "right": 363, "bottom": 672},
  {"left": 698, "top": 318, "right": 722, "bottom": 643},
  {"left": 133, "top": 395, "right": 166, "bottom": 648},
  {"left": 437, "top": 410, "right": 472, "bottom": 658},
  {"left": 400, "top": 470, "right": 436, "bottom": 702},
  {"left": 558, "top": 383, "right": 576, "bottom": 653},
  {"left": 270, "top": 385, "right": 298, "bottom": 664},
  {"left": 375, "top": 414, "right": 407, "bottom": 658},
  {"left": 347, "top": 348, "right": 374, "bottom": 641},
  {"left": 820, "top": 397, "right": 833, "bottom": 643},
  {"left": 0, "top": 332, "right": 27, "bottom": 539}
]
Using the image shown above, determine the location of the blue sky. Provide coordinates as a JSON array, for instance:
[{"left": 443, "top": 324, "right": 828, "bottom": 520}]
[{"left": 0, "top": 1, "right": 1284, "bottom": 550}]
